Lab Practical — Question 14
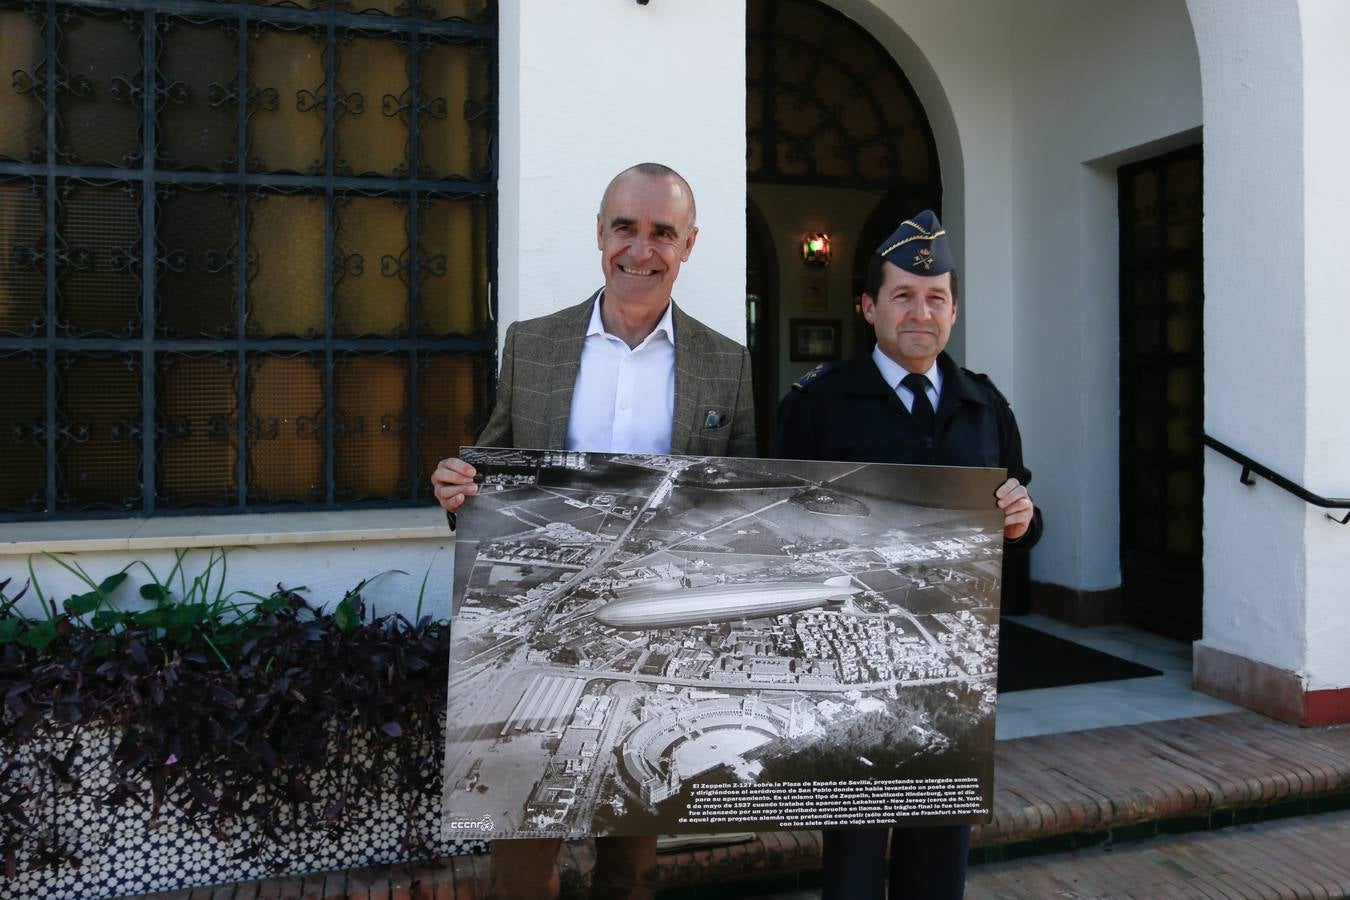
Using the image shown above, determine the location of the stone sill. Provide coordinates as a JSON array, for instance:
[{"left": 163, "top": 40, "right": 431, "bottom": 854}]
[{"left": 0, "top": 507, "right": 454, "bottom": 557}]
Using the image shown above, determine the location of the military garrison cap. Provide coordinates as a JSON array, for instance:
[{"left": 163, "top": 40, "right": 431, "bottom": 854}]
[{"left": 875, "top": 209, "right": 953, "bottom": 276}]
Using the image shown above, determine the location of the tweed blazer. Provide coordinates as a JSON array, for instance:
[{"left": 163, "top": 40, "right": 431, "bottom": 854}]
[{"left": 477, "top": 292, "right": 756, "bottom": 457}]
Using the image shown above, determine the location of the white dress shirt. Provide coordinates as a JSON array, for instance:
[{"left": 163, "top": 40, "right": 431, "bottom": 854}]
[
  {"left": 565, "top": 293, "right": 676, "bottom": 454},
  {"left": 871, "top": 344, "right": 942, "bottom": 413}
]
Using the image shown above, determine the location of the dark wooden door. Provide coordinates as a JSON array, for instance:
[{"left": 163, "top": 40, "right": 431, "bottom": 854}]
[{"left": 1118, "top": 145, "right": 1204, "bottom": 641}]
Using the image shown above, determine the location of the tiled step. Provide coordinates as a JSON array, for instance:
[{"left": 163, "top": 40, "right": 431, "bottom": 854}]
[
  {"left": 973, "top": 711, "right": 1350, "bottom": 857},
  {"left": 136, "top": 711, "right": 1350, "bottom": 899},
  {"left": 966, "top": 807, "right": 1350, "bottom": 899}
]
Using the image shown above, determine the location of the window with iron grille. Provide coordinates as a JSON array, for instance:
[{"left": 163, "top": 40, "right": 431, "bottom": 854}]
[{"left": 0, "top": 0, "right": 496, "bottom": 520}]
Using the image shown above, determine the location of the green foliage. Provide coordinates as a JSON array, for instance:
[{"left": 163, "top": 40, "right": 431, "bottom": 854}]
[
  {"left": 0, "top": 556, "right": 450, "bottom": 873},
  {"left": 335, "top": 595, "right": 362, "bottom": 632}
]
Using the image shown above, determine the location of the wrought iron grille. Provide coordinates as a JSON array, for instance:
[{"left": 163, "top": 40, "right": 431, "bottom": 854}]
[
  {"left": 746, "top": 0, "right": 939, "bottom": 191},
  {"left": 0, "top": 0, "right": 497, "bottom": 519}
]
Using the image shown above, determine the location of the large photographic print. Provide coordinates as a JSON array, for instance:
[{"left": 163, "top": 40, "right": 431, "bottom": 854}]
[{"left": 444, "top": 449, "right": 1005, "bottom": 840}]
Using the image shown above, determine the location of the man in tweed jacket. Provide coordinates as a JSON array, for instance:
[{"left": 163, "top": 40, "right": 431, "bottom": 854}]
[
  {"left": 432, "top": 163, "right": 754, "bottom": 899},
  {"left": 476, "top": 292, "right": 756, "bottom": 456}
]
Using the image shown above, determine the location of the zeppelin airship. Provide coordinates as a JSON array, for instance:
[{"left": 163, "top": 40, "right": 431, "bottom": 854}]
[{"left": 594, "top": 577, "right": 861, "bottom": 629}]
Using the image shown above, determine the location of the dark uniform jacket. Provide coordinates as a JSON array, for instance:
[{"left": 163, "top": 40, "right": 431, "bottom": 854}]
[{"left": 776, "top": 349, "right": 1042, "bottom": 549}]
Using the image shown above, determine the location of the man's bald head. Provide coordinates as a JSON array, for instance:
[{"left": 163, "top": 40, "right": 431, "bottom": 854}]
[
  {"left": 595, "top": 163, "right": 700, "bottom": 316},
  {"left": 599, "top": 163, "right": 697, "bottom": 233}
]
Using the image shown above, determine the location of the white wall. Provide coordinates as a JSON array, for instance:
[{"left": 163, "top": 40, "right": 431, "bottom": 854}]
[
  {"left": 1007, "top": 0, "right": 1202, "bottom": 590},
  {"left": 497, "top": 0, "right": 748, "bottom": 346},
  {"left": 1297, "top": 0, "right": 1350, "bottom": 691},
  {"left": 1188, "top": 0, "right": 1310, "bottom": 676}
]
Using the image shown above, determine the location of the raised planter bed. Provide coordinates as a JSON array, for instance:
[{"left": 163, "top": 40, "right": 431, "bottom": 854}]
[{"left": 0, "top": 565, "right": 483, "bottom": 899}]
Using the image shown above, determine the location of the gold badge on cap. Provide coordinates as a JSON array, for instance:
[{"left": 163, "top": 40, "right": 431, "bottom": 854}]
[{"left": 913, "top": 247, "right": 935, "bottom": 271}]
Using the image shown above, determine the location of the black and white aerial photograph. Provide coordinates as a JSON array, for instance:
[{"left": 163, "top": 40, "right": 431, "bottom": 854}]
[{"left": 443, "top": 449, "right": 1007, "bottom": 840}]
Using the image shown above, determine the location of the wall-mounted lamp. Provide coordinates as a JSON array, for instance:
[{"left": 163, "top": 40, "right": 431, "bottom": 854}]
[{"left": 801, "top": 232, "right": 832, "bottom": 268}]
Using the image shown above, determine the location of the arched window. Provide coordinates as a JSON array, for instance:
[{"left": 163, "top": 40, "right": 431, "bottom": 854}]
[
  {"left": 747, "top": 0, "right": 940, "bottom": 193},
  {"left": 744, "top": 0, "right": 943, "bottom": 415}
]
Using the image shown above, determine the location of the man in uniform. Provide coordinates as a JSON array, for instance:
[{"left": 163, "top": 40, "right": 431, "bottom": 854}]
[
  {"left": 432, "top": 162, "right": 755, "bottom": 899},
  {"left": 776, "top": 210, "right": 1040, "bottom": 899}
]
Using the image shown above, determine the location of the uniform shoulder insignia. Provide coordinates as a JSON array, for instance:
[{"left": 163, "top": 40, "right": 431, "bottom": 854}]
[
  {"left": 790, "top": 362, "right": 838, "bottom": 392},
  {"left": 960, "top": 366, "right": 1012, "bottom": 407}
]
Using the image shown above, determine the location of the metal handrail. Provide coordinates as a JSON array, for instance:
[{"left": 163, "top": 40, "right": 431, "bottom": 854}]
[{"left": 1203, "top": 434, "right": 1350, "bottom": 525}]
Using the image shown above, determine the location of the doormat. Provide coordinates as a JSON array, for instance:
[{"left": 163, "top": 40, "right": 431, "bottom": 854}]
[{"left": 997, "top": 619, "right": 1163, "bottom": 693}]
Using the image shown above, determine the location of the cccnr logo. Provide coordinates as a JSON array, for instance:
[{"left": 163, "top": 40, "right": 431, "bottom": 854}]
[{"left": 448, "top": 815, "right": 494, "bottom": 831}]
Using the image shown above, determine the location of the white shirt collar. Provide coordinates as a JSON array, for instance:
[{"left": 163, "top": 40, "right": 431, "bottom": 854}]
[
  {"left": 871, "top": 345, "right": 943, "bottom": 396},
  {"left": 587, "top": 290, "right": 676, "bottom": 348}
]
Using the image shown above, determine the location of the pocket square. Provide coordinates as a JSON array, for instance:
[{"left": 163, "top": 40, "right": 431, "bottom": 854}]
[{"left": 703, "top": 409, "right": 729, "bottom": 429}]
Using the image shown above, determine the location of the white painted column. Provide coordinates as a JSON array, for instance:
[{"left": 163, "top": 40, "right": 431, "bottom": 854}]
[
  {"left": 1297, "top": 0, "right": 1350, "bottom": 697},
  {"left": 1189, "top": 0, "right": 1307, "bottom": 698},
  {"left": 1190, "top": 0, "right": 1350, "bottom": 722},
  {"left": 496, "top": 0, "right": 748, "bottom": 345}
]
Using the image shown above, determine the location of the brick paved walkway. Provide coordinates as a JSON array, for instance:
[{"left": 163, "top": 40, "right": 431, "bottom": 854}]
[
  {"left": 135, "top": 712, "right": 1350, "bottom": 899},
  {"left": 967, "top": 807, "right": 1350, "bottom": 899},
  {"left": 974, "top": 711, "right": 1350, "bottom": 853}
]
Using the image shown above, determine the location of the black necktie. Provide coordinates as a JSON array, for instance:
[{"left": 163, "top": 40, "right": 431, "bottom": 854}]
[{"left": 901, "top": 372, "right": 935, "bottom": 435}]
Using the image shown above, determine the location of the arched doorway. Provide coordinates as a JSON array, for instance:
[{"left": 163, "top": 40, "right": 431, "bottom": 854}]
[{"left": 745, "top": 0, "right": 942, "bottom": 443}]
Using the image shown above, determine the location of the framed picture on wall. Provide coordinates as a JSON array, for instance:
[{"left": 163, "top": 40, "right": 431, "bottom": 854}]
[
  {"left": 801, "top": 271, "right": 830, "bottom": 313},
  {"left": 789, "top": 318, "right": 842, "bottom": 362}
]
